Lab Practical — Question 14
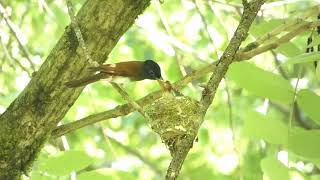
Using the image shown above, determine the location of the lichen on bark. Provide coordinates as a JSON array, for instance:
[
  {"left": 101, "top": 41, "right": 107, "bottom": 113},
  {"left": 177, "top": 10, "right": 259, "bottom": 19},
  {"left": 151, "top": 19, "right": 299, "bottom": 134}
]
[{"left": 0, "top": 0, "right": 151, "bottom": 179}]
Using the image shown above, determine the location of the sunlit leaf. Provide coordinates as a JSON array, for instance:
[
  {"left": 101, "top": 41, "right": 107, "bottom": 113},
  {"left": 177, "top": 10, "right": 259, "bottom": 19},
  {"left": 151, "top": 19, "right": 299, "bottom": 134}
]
[
  {"left": 311, "top": 175, "right": 320, "bottom": 180},
  {"left": 78, "top": 168, "right": 136, "bottom": 180},
  {"left": 277, "top": 42, "right": 301, "bottom": 57},
  {"left": 297, "top": 89, "right": 320, "bottom": 125},
  {"left": 198, "top": 128, "right": 209, "bottom": 145},
  {"left": 227, "top": 62, "right": 294, "bottom": 104},
  {"left": 317, "top": 65, "right": 320, "bottom": 81},
  {"left": 250, "top": 19, "right": 285, "bottom": 38},
  {"left": 289, "top": 128, "right": 320, "bottom": 159},
  {"left": 283, "top": 52, "right": 320, "bottom": 65},
  {"left": 39, "top": 151, "right": 95, "bottom": 176},
  {"left": 261, "top": 156, "right": 289, "bottom": 180},
  {"left": 243, "top": 111, "right": 288, "bottom": 145},
  {"left": 30, "top": 172, "right": 54, "bottom": 180}
]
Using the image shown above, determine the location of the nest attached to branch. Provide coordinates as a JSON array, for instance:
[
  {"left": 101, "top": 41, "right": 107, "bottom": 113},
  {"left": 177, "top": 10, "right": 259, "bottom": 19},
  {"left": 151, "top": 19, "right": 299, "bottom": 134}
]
[{"left": 144, "top": 93, "right": 201, "bottom": 156}]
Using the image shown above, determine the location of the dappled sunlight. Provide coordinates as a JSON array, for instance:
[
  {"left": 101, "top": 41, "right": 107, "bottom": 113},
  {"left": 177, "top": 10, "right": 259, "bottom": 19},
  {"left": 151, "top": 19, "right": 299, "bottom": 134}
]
[
  {"left": 1, "top": 0, "right": 320, "bottom": 179},
  {"left": 15, "top": 71, "right": 30, "bottom": 90},
  {"left": 215, "top": 153, "right": 239, "bottom": 175}
]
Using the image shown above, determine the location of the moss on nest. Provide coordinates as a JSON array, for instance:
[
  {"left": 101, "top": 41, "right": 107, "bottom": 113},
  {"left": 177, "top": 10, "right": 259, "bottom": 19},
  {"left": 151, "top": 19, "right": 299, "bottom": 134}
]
[{"left": 144, "top": 93, "right": 200, "bottom": 156}]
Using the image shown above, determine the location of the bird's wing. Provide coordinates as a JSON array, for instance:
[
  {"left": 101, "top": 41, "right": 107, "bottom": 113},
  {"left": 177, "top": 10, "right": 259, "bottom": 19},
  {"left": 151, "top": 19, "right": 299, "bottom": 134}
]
[{"left": 98, "top": 61, "right": 143, "bottom": 77}]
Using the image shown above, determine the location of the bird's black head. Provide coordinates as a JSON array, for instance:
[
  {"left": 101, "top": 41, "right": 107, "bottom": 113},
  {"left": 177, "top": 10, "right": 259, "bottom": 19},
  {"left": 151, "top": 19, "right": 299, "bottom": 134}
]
[{"left": 142, "top": 60, "right": 162, "bottom": 80}]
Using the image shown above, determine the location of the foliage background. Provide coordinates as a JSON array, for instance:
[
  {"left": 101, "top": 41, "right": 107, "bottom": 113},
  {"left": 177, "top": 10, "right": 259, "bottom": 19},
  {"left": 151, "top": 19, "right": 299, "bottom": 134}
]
[{"left": 1, "top": 0, "right": 320, "bottom": 179}]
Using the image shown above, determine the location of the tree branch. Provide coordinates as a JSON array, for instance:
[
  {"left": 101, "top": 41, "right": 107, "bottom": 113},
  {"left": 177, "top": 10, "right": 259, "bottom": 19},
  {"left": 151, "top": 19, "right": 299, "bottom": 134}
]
[
  {"left": 237, "top": 21, "right": 320, "bottom": 60},
  {"left": 154, "top": 0, "right": 188, "bottom": 80},
  {"left": 51, "top": 62, "right": 218, "bottom": 138},
  {"left": 110, "top": 82, "right": 152, "bottom": 121},
  {"left": 200, "top": 0, "right": 266, "bottom": 114},
  {"left": 65, "top": 0, "right": 98, "bottom": 66},
  {"left": 192, "top": 0, "right": 219, "bottom": 58},
  {"left": 52, "top": 14, "right": 320, "bottom": 139},
  {"left": 165, "top": 1, "right": 266, "bottom": 180},
  {"left": 242, "top": 5, "right": 319, "bottom": 52},
  {"left": 0, "top": 0, "right": 151, "bottom": 178}
]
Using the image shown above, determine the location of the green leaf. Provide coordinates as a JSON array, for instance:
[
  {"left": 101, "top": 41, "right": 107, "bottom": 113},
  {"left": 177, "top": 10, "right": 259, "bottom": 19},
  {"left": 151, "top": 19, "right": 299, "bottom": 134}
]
[
  {"left": 277, "top": 42, "right": 301, "bottom": 57},
  {"left": 30, "top": 172, "right": 55, "bottom": 180},
  {"left": 198, "top": 128, "right": 209, "bottom": 146},
  {"left": 311, "top": 175, "right": 320, "bottom": 180},
  {"left": 243, "top": 111, "right": 288, "bottom": 145},
  {"left": 289, "top": 128, "right": 320, "bottom": 159},
  {"left": 317, "top": 65, "right": 320, "bottom": 80},
  {"left": 310, "top": 159, "right": 320, "bottom": 171},
  {"left": 39, "top": 151, "right": 95, "bottom": 176},
  {"left": 227, "top": 62, "right": 293, "bottom": 104},
  {"left": 261, "top": 156, "right": 289, "bottom": 180},
  {"left": 250, "top": 19, "right": 285, "bottom": 38},
  {"left": 297, "top": 89, "right": 320, "bottom": 125},
  {"left": 283, "top": 52, "right": 320, "bottom": 65},
  {"left": 78, "top": 168, "right": 136, "bottom": 180}
]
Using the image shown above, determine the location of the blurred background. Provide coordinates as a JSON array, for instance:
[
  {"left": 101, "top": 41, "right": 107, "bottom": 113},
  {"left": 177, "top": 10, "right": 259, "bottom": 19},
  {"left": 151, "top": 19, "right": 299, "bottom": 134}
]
[{"left": 1, "top": 0, "right": 320, "bottom": 179}]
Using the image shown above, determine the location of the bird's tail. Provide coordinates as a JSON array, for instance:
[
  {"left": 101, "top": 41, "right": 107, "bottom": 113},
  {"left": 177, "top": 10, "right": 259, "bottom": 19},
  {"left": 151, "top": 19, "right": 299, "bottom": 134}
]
[{"left": 65, "top": 73, "right": 107, "bottom": 88}]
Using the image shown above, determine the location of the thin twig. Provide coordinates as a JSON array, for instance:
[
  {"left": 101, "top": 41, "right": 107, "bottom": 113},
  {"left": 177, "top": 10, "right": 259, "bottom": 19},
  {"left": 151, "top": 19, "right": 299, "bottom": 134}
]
[
  {"left": 192, "top": 0, "right": 219, "bottom": 59},
  {"left": 0, "top": 37, "right": 31, "bottom": 75},
  {"left": 237, "top": 21, "right": 320, "bottom": 60},
  {"left": 105, "top": 132, "right": 164, "bottom": 178},
  {"left": 51, "top": 2, "right": 317, "bottom": 139},
  {"left": 98, "top": 124, "right": 117, "bottom": 160},
  {"left": 261, "top": 0, "right": 317, "bottom": 10},
  {"left": 39, "top": 0, "right": 54, "bottom": 18},
  {"left": 51, "top": 62, "right": 218, "bottom": 138},
  {"left": 287, "top": 68, "right": 301, "bottom": 167},
  {"left": 200, "top": 0, "right": 266, "bottom": 114},
  {"left": 166, "top": 1, "right": 266, "bottom": 180},
  {"left": 271, "top": 50, "right": 289, "bottom": 79},
  {"left": 211, "top": 0, "right": 243, "bottom": 8},
  {"left": 224, "top": 78, "right": 243, "bottom": 179},
  {"left": 136, "top": 24, "right": 213, "bottom": 63},
  {"left": 52, "top": 14, "right": 315, "bottom": 137},
  {"left": 153, "top": 0, "right": 188, "bottom": 79},
  {"left": 271, "top": 50, "right": 312, "bottom": 129},
  {"left": 97, "top": 124, "right": 127, "bottom": 180},
  {"left": 0, "top": 3, "right": 36, "bottom": 71},
  {"left": 65, "top": 0, "right": 98, "bottom": 66},
  {"left": 110, "top": 82, "right": 152, "bottom": 122},
  {"left": 225, "top": 79, "right": 234, "bottom": 138},
  {"left": 243, "top": 5, "right": 320, "bottom": 52},
  {"left": 18, "top": 1, "right": 31, "bottom": 27}
]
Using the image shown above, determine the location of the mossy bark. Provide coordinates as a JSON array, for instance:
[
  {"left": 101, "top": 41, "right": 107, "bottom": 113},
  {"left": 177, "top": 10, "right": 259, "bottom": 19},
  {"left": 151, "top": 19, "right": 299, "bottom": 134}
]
[{"left": 0, "top": 0, "right": 150, "bottom": 179}]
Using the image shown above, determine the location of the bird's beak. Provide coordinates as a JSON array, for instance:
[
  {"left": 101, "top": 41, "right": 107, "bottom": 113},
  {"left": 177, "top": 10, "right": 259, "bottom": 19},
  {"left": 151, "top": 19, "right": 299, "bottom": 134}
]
[{"left": 157, "top": 78, "right": 167, "bottom": 90}]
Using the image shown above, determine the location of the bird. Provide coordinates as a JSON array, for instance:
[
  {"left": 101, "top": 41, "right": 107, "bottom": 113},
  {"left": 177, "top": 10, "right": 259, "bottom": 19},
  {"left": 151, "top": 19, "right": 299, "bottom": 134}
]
[{"left": 65, "top": 60, "right": 162, "bottom": 88}]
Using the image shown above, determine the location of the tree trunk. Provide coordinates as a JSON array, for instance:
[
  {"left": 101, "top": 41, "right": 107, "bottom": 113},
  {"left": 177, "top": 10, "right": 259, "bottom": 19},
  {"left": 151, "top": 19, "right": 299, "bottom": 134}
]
[{"left": 0, "top": 0, "right": 150, "bottom": 179}]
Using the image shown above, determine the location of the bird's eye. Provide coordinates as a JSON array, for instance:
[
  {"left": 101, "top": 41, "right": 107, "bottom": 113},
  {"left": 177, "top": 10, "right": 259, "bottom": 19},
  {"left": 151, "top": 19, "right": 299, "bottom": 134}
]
[
  {"left": 149, "top": 70, "right": 155, "bottom": 76},
  {"left": 148, "top": 70, "right": 158, "bottom": 79}
]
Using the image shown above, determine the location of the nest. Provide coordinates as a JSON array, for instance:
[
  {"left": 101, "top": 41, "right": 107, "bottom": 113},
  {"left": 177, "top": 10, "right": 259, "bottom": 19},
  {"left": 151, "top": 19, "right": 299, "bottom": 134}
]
[{"left": 144, "top": 93, "right": 200, "bottom": 156}]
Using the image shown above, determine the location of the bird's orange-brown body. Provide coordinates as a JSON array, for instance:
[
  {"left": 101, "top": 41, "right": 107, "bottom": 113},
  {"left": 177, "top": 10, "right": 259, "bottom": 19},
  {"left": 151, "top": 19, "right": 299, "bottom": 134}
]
[
  {"left": 92, "top": 61, "right": 145, "bottom": 80},
  {"left": 65, "top": 60, "right": 162, "bottom": 88}
]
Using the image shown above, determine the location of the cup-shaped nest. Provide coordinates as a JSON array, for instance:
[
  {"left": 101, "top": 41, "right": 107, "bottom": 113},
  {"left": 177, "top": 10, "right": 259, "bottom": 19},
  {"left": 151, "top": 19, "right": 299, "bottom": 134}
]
[{"left": 144, "top": 93, "right": 200, "bottom": 155}]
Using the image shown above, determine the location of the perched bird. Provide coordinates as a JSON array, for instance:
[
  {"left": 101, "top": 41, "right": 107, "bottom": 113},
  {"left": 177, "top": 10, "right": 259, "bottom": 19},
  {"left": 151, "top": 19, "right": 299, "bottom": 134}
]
[{"left": 65, "top": 60, "right": 162, "bottom": 87}]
